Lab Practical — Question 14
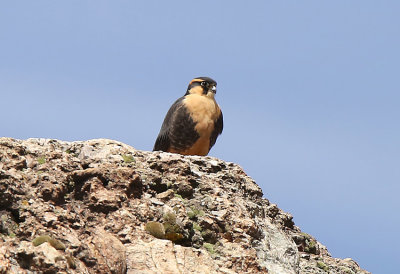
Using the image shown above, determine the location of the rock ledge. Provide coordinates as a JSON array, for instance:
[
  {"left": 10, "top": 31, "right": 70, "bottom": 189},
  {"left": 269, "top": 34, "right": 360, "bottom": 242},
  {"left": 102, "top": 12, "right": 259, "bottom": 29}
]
[{"left": 0, "top": 138, "right": 369, "bottom": 273}]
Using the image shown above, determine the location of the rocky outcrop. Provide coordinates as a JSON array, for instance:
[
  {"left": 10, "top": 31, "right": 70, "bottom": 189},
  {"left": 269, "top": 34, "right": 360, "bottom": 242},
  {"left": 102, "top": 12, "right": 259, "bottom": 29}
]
[{"left": 0, "top": 138, "right": 369, "bottom": 273}]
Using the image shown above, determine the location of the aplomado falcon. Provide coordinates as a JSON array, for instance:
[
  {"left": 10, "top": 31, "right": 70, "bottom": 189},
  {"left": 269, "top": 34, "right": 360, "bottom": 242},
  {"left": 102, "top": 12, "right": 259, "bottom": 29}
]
[{"left": 153, "top": 77, "right": 223, "bottom": 156}]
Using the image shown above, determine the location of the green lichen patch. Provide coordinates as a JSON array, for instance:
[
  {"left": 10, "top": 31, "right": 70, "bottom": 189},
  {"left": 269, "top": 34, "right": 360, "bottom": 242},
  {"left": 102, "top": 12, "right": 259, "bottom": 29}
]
[
  {"left": 193, "top": 222, "right": 202, "bottom": 231},
  {"left": 163, "top": 213, "right": 180, "bottom": 229},
  {"left": 145, "top": 221, "right": 165, "bottom": 239},
  {"left": 146, "top": 213, "right": 185, "bottom": 243},
  {"left": 304, "top": 238, "right": 317, "bottom": 254},
  {"left": 300, "top": 232, "right": 312, "bottom": 237},
  {"left": 122, "top": 154, "right": 135, "bottom": 163},
  {"left": 163, "top": 222, "right": 182, "bottom": 234},
  {"left": 37, "top": 156, "right": 46, "bottom": 165},
  {"left": 174, "top": 193, "right": 183, "bottom": 200},
  {"left": 32, "top": 235, "right": 52, "bottom": 246},
  {"left": 316, "top": 261, "right": 329, "bottom": 272},
  {"left": 48, "top": 238, "right": 66, "bottom": 250},
  {"left": 203, "top": 243, "right": 216, "bottom": 255},
  {"left": 187, "top": 207, "right": 205, "bottom": 220},
  {"left": 162, "top": 212, "right": 184, "bottom": 243},
  {"left": 299, "top": 232, "right": 318, "bottom": 254},
  {"left": 163, "top": 211, "right": 177, "bottom": 224},
  {"left": 32, "top": 235, "right": 66, "bottom": 250},
  {"left": 339, "top": 266, "right": 355, "bottom": 274}
]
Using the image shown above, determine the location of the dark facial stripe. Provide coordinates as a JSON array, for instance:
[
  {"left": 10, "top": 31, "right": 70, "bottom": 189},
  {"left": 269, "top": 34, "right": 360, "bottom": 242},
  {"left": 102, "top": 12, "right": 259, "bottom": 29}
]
[{"left": 186, "top": 77, "right": 217, "bottom": 95}]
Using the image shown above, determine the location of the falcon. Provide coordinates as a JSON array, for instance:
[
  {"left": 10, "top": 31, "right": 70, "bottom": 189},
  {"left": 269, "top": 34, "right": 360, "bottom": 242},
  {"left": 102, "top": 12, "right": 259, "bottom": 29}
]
[{"left": 153, "top": 77, "right": 223, "bottom": 156}]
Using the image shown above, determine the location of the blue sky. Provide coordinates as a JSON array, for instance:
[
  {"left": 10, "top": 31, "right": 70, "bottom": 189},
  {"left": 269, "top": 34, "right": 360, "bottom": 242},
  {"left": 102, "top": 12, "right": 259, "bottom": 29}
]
[{"left": 1, "top": 1, "right": 399, "bottom": 273}]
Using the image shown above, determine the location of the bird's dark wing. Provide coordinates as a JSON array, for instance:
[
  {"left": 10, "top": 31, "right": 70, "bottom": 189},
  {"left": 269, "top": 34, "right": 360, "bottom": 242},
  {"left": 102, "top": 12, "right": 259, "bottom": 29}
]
[
  {"left": 153, "top": 130, "right": 171, "bottom": 152},
  {"left": 153, "top": 97, "right": 199, "bottom": 152},
  {"left": 209, "top": 111, "right": 223, "bottom": 150},
  {"left": 153, "top": 98, "right": 182, "bottom": 151}
]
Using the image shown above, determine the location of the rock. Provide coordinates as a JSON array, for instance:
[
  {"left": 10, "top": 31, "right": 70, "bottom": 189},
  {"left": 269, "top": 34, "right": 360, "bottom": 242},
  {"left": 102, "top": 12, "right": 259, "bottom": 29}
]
[
  {"left": 126, "top": 238, "right": 219, "bottom": 273},
  {"left": 15, "top": 241, "right": 68, "bottom": 272},
  {"left": 156, "top": 189, "right": 175, "bottom": 200},
  {"left": 86, "top": 227, "right": 127, "bottom": 273},
  {"left": 0, "top": 138, "right": 370, "bottom": 273}
]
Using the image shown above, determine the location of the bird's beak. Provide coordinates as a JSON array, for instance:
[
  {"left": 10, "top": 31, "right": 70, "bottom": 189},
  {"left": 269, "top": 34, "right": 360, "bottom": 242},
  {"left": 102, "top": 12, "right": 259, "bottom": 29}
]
[{"left": 211, "top": 85, "right": 217, "bottom": 94}]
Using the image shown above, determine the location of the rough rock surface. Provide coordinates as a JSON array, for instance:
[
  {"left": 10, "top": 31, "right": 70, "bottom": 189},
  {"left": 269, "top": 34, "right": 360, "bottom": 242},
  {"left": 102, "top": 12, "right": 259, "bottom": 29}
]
[{"left": 0, "top": 138, "right": 370, "bottom": 274}]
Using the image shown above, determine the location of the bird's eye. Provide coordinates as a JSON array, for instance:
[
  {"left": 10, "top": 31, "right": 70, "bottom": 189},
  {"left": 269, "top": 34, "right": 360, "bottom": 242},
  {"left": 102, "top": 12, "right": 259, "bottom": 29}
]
[{"left": 201, "top": 81, "right": 208, "bottom": 87}]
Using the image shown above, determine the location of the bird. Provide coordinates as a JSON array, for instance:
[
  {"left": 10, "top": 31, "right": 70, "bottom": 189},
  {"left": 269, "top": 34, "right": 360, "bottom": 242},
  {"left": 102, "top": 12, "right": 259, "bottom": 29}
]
[{"left": 153, "top": 77, "right": 223, "bottom": 156}]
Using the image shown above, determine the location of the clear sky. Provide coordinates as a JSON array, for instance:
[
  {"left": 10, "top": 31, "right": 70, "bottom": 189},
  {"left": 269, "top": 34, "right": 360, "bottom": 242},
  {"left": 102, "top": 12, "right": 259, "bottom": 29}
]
[{"left": 1, "top": 1, "right": 399, "bottom": 273}]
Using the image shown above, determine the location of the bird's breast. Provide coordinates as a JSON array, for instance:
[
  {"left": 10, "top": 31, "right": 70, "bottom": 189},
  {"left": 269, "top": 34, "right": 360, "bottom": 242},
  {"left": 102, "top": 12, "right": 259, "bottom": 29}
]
[{"left": 183, "top": 94, "right": 221, "bottom": 137}]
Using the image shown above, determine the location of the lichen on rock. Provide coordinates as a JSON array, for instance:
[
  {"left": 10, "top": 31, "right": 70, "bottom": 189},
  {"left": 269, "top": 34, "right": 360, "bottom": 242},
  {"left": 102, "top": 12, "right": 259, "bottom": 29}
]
[{"left": 0, "top": 138, "right": 370, "bottom": 273}]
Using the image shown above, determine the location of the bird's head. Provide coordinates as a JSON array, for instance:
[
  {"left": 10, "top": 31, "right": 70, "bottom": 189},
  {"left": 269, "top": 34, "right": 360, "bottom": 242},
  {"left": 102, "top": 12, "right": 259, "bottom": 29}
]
[{"left": 185, "top": 77, "right": 217, "bottom": 98}]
